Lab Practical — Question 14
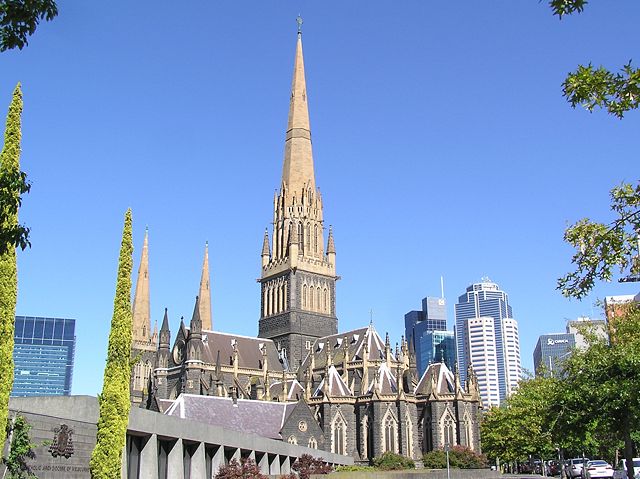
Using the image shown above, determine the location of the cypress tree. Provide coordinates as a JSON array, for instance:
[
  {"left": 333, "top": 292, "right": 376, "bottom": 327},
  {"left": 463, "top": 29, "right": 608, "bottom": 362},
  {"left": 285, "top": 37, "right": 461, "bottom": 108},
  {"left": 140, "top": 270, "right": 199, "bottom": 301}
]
[
  {"left": 0, "top": 84, "right": 23, "bottom": 445},
  {"left": 90, "top": 209, "right": 134, "bottom": 478}
]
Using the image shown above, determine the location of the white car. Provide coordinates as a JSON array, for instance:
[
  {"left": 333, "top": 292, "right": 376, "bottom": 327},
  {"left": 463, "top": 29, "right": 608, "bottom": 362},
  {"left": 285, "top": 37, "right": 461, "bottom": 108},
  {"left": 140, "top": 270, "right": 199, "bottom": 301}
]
[
  {"left": 585, "top": 460, "right": 614, "bottom": 478},
  {"left": 567, "top": 458, "right": 590, "bottom": 478},
  {"left": 613, "top": 458, "right": 640, "bottom": 479}
]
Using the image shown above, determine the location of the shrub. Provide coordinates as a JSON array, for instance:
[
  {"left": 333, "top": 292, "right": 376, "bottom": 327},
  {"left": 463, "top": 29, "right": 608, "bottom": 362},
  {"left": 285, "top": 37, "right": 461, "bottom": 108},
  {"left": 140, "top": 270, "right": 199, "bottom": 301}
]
[
  {"left": 372, "top": 451, "right": 415, "bottom": 470},
  {"left": 335, "top": 465, "right": 376, "bottom": 472},
  {"left": 422, "top": 449, "right": 448, "bottom": 469},
  {"left": 423, "top": 446, "right": 488, "bottom": 469},
  {"left": 292, "top": 454, "right": 333, "bottom": 479},
  {"left": 215, "top": 458, "right": 267, "bottom": 479}
]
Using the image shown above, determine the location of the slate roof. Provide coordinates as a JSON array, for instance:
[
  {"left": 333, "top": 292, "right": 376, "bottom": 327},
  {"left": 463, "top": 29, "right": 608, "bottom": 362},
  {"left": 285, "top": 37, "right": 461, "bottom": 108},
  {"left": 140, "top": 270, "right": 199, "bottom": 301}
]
[
  {"left": 300, "top": 323, "right": 394, "bottom": 372},
  {"left": 415, "top": 361, "right": 455, "bottom": 396},
  {"left": 164, "top": 393, "right": 296, "bottom": 440},
  {"left": 367, "top": 362, "right": 398, "bottom": 395},
  {"left": 313, "top": 365, "right": 352, "bottom": 398},
  {"left": 269, "top": 379, "right": 305, "bottom": 401},
  {"left": 198, "top": 330, "right": 284, "bottom": 371}
]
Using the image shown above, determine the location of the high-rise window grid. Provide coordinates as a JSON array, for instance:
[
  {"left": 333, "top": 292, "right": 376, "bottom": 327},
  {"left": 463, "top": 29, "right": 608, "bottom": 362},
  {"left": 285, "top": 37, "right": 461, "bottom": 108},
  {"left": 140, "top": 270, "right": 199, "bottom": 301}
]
[{"left": 11, "top": 316, "right": 76, "bottom": 397}]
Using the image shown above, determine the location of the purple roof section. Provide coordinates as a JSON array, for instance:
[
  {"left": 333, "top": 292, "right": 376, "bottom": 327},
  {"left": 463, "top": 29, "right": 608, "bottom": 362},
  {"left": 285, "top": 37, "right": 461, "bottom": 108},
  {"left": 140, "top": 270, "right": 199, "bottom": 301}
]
[{"left": 164, "top": 394, "right": 296, "bottom": 440}]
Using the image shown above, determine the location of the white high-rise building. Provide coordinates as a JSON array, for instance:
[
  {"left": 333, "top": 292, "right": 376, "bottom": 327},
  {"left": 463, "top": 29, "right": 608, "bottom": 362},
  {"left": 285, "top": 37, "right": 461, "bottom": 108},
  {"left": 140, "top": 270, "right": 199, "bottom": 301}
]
[{"left": 455, "top": 279, "right": 522, "bottom": 408}]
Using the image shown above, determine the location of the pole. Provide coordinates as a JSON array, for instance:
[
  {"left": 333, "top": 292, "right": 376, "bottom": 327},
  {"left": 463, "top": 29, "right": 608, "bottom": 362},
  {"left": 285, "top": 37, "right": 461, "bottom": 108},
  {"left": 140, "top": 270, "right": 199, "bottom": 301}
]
[{"left": 445, "top": 443, "right": 450, "bottom": 479}]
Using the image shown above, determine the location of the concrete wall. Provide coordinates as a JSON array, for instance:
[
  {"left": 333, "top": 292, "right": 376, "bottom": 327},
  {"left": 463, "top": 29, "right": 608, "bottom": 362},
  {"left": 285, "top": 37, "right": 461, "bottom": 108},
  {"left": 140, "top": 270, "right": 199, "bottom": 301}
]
[{"left": 3, "top": 395, "right": 353, "bottom": 479}]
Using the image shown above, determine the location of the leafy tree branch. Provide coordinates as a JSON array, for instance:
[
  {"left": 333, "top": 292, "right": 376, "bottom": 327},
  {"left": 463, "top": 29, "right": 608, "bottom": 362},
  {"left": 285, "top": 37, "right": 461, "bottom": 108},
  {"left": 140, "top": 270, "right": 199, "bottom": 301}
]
[{"left": 0, "top": 0, "right": 58, "bottom": 52}]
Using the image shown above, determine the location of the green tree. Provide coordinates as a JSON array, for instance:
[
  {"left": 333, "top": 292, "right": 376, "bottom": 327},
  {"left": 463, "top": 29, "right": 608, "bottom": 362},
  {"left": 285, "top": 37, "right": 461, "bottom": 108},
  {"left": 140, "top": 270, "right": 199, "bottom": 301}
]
[
  {"left": 548, "top": 0, "right": 639, "bottom": 118},
  {"left": 89, "top": 209, "right": 134, "bottom": 479},
  {"left": 3, "top": 415, "right": 37, "bottom": 478},
  {"left": 0, "top": 84, "right": 23, "bottom": 446},
  {"left": 0, "top": 0, "right": 58, "bottom": 52},
  {"left": 558, "top": 182, "right": 640, "bottom": 299},
  {"left": 481, "top": 375, "right": 560, "bottom": 468},
  {"left": 550, "top": 304, "right": 640, "bottom": 479}
]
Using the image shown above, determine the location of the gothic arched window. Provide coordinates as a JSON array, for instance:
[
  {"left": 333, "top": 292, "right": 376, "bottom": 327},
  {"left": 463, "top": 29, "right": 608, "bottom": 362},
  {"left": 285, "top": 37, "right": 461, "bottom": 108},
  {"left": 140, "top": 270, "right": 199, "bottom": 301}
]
[
  {"left": 443, "top": 415, "right": 456, "bottom": 448},
  {"left": 298, "top": 223, "right": 304, "bottom": 253},
  {"left": 314, "top": 225, "right": 318, "bottom": 253},
  {"left": 308, "top": 437, "right": 317, "bottom": 449},
  {"left": 324, "top": 288, "right": 329, "bottom": 313},
  {"left": 383, "top": 412, "right": 397, "bottom": 453},
  {"left": 288, "top": 435, "right": 297, "bottom": 445},
  {"left": 309, "top": 286, "right": 314, "bottom": 310},
  {"left": 303, "top": 284, "right": 308, "bottom": 309},
  {"left": 332, "top": 414, "right": 347, "bottom": 455},
  {"left": 406, "top": 417, "right": 413, "bottom": 458},
  {"left": 306, "top": 223, "right": 311, "bottom": 251}
]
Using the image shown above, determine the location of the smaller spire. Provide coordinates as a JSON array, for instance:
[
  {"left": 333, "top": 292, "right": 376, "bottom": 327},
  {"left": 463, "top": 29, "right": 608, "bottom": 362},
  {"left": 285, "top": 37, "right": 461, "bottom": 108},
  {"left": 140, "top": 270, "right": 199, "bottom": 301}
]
[
  {"left": 160, "top": 308, "right": 169, "bottom": 332},
  {"left": 326, "top": 226, "right": 336, "bottom": 254},
  {"left": 198, "top": 242, "right": 212, "bottom": 331},
  {"left": 262, "top": 229, "right": 271, "bottom": 257}
]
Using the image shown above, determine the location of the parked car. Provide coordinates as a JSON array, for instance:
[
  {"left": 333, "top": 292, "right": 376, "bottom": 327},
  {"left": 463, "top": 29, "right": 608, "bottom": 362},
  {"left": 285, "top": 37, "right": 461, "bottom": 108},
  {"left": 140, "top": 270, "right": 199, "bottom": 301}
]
[
  {"left": 546, "top": 460, "right": 561, "bottom": 476},
  {"left": 584, "top": 460, "right": 614, "bottom": 478},
  {"left": 613, "top": 457, "right": 640, "bottom": 479},
  {"left": 567, "top": 458, "right": 590, "bottom": 478}
]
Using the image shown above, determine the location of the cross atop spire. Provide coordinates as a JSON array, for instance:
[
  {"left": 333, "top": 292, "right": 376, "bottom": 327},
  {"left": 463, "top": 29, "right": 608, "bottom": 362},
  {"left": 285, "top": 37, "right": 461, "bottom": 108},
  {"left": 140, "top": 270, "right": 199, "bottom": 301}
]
[{"left": 296, "top": 15, "right": 303, "bottom": 35}]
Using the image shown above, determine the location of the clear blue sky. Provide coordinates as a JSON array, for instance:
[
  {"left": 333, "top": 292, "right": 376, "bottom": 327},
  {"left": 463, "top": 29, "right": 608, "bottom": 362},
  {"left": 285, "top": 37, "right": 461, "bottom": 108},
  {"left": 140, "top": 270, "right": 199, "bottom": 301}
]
[{"left": 2, "top": 1, "right": 639, "bottom": 395}]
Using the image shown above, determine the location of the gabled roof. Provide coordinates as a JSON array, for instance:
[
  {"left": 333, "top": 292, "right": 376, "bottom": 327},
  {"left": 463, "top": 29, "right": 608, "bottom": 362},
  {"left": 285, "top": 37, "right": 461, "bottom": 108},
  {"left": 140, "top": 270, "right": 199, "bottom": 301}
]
[
  {"left": 300, "top": 323, "right": 394, "bottom": 372},
  {"left": 269, "top": 379, "right": 304, "bottom": 401},
  {"left": 194, "top": 330, "right": 284, "bottom": 371},
  {"left": 415, "top": 361, "right": 455, "bottom": 396},
  {"left": 313, "top": 365, "right": 352, "bottom": 398},
  {"left": 164, "top": 394, "right": 296, "bottom": 440},
  {"left": 367, "top": 362, "right": 398, "bottom": 395}
]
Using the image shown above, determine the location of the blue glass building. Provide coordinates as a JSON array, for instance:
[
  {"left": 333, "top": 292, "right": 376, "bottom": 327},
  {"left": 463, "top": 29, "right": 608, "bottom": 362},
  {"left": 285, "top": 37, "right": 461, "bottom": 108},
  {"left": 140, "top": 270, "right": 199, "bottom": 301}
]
[
  {"left": 11, "top": 316, "right": 76, "bottom": 397},
  {"left": 454, "top": 279, "right": 516, "bottom": 403},
  {"left": 533, "top": 333, "right": 575, "bottom": 376},
  {"left": 404, "top": 297, "right": 455, "bottom": 375}
]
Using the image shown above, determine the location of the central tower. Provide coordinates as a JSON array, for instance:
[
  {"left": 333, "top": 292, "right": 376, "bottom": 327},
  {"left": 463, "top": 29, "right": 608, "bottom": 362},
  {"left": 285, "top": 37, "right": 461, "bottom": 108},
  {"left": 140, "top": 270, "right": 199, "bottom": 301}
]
[{"left": 258, "top": 28, "right": 338, "bottom": 370}]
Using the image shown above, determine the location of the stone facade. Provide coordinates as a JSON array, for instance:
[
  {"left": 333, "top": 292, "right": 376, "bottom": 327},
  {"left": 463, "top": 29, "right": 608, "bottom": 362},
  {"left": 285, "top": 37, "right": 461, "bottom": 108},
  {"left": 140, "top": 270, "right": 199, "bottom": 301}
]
[{"left": 133, "top": 31, "right": 483, "bottom": 463}]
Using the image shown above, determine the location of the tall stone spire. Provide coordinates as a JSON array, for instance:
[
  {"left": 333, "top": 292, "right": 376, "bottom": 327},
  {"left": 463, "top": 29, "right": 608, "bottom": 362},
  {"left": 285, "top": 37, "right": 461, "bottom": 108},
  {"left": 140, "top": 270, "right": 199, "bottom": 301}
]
[
  {"left": 258, "top": 23, "right": 338, "bottom": 370},
  {"left": 198, "top": 242, "right": 212, "bottom": 331},
  {"left": 132, "top": 227, "right": 151, "bottom": 346},
  {"left": 281, "top": 30, "right": 315, "bottom": 196}
]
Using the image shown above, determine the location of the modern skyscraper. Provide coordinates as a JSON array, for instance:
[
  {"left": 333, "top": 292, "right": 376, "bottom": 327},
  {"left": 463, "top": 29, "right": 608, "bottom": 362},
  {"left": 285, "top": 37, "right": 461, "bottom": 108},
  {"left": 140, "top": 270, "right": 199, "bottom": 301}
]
[
  {"left": 566, "top": 316, "right": 607, "bottom": 349},
  {"left": 404, "top": 297, "right": 455, "bottom": 374},
  {"left": 11, "top": 316, "right": 76, "bottom": 397},
  {"left": 454, "top": 279, "right": 521, "bottom": 407},
  {"left": 533, "top": 333, "right": 575, "bottom": 376},
  {"left": 257, "top": 30, "right": 338, "bottom": 369}
]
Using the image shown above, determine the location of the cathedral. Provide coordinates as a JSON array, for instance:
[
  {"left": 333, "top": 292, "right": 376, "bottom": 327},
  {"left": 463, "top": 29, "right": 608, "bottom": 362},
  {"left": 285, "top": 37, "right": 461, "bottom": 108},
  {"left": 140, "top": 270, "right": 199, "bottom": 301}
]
[{"left": 129, "top": 28, "right": 482, "bottom": 462}]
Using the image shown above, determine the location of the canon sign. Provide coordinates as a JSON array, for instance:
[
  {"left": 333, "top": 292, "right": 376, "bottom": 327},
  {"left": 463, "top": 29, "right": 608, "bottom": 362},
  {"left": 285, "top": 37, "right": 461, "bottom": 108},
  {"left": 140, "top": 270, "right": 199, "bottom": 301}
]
[{"left": 547, "top": 338, "right": 569, "bottom": 346}]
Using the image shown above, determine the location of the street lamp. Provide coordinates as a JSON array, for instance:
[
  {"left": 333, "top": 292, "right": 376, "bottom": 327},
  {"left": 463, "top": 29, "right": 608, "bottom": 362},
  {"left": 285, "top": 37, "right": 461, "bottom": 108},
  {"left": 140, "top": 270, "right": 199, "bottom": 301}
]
[{"left": 445, "top": 443, "right": 450, "bottom": 479}]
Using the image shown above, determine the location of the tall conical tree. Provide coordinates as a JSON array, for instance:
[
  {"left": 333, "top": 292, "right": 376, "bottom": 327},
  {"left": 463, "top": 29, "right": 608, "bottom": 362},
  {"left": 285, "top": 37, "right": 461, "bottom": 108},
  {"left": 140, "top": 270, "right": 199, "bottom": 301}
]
[
  {"left": 0, "top": 84, "right": 23, "bottom": 444},
  {"left": 90, "top": 209, "right": 134, "bottom": 478}
]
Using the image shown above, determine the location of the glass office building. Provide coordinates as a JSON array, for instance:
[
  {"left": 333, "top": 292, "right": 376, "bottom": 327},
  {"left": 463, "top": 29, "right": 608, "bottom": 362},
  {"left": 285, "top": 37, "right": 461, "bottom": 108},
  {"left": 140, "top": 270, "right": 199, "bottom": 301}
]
[
  {"left": 416, "top": 330, "right": 456, "bottom": 374},
  {"left": 454, "top": 279, "right": 521, "bottom": 407},
  {"left": 11, "top": 316, "right": 76, "bottom": 397},
  {"left": 533, "top": 333, "right": 576, "bottom": 376},
  {"left": 404, "top": 296, "right": 455, "bottom": 376}
]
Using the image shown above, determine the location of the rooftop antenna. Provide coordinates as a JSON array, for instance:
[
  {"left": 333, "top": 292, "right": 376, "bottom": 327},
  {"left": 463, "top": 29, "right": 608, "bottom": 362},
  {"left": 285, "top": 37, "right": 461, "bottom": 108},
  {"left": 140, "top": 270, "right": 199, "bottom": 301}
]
[{"left": 440, "top": 275, "right": 445, "bottom": 299}]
